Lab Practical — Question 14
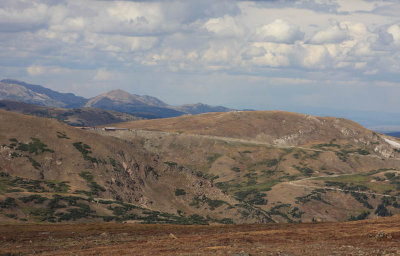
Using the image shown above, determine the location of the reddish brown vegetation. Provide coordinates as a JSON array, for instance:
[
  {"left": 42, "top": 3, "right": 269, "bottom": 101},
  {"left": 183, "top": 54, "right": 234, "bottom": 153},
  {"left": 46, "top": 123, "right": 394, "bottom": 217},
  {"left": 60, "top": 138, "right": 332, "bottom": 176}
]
[{"left": 1, "top": 215, "right": 400, "bottom": 255}]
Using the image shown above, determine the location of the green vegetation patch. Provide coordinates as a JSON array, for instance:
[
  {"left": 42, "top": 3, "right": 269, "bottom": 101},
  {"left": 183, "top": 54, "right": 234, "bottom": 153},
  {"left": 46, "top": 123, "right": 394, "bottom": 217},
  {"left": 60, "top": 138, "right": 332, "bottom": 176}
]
[
  {"left": 0, "top": 197, "right": 17, "bottom": 208},
  {"left": 26, "top": 156, "right": 41, "bottom": 169},
  {"left": 348, "top": 211, "right": 370, "bottom": 221},
  {"left": 231, "top": 166, "right": 241, "bottom": 173},
  {"left": 19, "top": 195, "right": 48, "bottom": 204},
  {"left": 72, "top": 142, "right": 99, "bottom": 163},
  {"left": 350, "top": 192, "right": 373, "bottom": 209},
  {"left": 375, "top": 203, "right": 392, "bottom": 217},
  {"left": 317, "top": 169, "right": 399, "bottom": 194},
  {"left": 234, "top": 189, "right": 267, "bottom": 205},
  {"left": 249, "top": 158, "right": 279, "bottom": 168},
  {"left": 175, "top": 188, "right": 186, "bottom": 196},
  {"left": 79, "top": 172, "right": 106, "bottom": 196},
  {"left": 267, "top": 203, "right": 294, "bottom": 222},
  {"left": 26, "top": 207, "right": 56, "bottom": 222},
  {"left": 312, "top": 139, "right": 341, "bottom": 150},
  {"left": 293, "top": 165, "right": 314, "bottom": 177},
  {"left": 207, "top": 153, "right": 222, "bottom": 165},
  {"left": 56, "top": 203, "right": 94, "bottom": 221},
  {"left": 14, "top": 137, "right": 54, "bottom": 155},
  {"left": 189, "top": 195, "right": 229, "bottom": 210},
  {"left": 295, "top": 189, "right": 330, "bottom": 205},
  {"left": 164, "top": 161, "right": 178, "bottom": 168},
  {"left": 56, "top": 131, "right": 70, "bottom": 139}
]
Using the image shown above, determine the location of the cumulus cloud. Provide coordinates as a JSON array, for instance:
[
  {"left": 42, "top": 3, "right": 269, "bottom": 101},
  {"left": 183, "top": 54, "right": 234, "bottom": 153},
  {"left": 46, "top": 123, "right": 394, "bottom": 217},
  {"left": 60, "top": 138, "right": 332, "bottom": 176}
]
[
  {"left": 0, "top": 2, "right": 49, "bottom": 32},
  {"left": 253, "top": 19, "right": 304, "bottom": 43},
  {"left": 251, "top": 42, "right": 292, "bottom": 67},
  {"left": 203, "top": 15, "right": 243, "bottom": 37},
  {"left": 2, "top": 0, "right": 400, "bottom": 114},
  {"left": 310, "top": 21, "right": 369, "bottom": 44},
  {"left": 299, "top": 44, "right": 331, "bottom": 68},
  {"left": 94, "top": 69, "right": 113, "bottom": 81},
  {"left": 387, "top": 24, "right": 400, "bottom": 46},
  {"left": 241, "top": 45, "right": 266, "bottom": 60},
  {"left": 27, "top": 65, "right": 45, "bottom": 76},
  {"left": 310, "top": 24, "right": 348, "bottom": 44}
]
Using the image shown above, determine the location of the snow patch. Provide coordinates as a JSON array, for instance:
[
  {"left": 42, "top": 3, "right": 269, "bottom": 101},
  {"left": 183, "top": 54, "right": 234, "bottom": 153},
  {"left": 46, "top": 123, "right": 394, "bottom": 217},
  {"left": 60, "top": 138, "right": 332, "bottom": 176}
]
[{"left": 384, "top": 138, "right": 400, "bottom": 149}]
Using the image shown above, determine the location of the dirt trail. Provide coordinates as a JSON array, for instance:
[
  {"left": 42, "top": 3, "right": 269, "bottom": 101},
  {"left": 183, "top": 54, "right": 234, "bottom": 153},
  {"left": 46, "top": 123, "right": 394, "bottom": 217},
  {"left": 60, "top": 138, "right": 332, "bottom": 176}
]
[
  {"left": 285, "top": 172, "right": 400, "bottom": 199},
  {"left": 97, "top": 129, "right": 332, "bottom": 153}
]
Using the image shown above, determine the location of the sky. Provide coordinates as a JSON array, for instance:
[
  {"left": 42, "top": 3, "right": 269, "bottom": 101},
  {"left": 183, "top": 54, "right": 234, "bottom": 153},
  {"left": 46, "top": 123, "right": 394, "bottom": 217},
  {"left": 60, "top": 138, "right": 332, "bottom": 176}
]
[{"left": 1, "top": 0, "right": 400, "bottom": 128}]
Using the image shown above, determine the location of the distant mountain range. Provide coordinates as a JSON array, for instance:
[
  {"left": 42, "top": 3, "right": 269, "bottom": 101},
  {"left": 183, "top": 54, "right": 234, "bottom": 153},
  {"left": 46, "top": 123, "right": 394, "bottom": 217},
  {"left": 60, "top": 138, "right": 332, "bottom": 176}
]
[
  {"left": 0, "top": 79, "right": 86, "bottom": 108},
  {"left": 0, "top": 100, "right": 140, "bottom": 127},
  {"left": 0, "top": 79, "right": 233, "bottom": 119}
]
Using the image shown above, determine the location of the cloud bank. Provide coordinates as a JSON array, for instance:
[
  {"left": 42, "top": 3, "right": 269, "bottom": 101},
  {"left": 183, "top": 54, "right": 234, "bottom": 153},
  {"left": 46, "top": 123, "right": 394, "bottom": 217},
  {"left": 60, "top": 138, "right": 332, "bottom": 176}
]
[{"left": 1, "top": 0, "right": 400, "bottom": 116}]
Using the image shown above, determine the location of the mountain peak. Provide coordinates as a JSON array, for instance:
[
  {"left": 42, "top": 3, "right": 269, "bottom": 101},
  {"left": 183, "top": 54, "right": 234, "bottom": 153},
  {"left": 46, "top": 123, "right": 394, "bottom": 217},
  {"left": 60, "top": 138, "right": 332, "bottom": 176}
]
[
  {"left": 1, "top": 79, "right": 233, "bottom": 118},
  {"left": 103, "top": 89, "right": 136, "bottom": 101},
  {"left": 1, "top": 78, "right": 87, "bottom": 108}
]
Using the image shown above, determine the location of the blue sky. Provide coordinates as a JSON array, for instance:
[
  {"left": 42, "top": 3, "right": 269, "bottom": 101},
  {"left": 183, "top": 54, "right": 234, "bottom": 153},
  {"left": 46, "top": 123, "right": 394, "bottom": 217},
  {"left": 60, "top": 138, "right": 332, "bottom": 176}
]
[{"left": 1, "top": 0, "right": 400, "bottom": 128}]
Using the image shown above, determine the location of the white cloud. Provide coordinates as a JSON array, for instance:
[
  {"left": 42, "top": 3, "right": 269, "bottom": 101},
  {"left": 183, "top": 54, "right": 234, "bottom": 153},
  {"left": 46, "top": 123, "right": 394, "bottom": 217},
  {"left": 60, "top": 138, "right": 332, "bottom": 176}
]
[
  {"left": 83, "top": 33, "right": 158, "bottom": 53},
  {"left": 310, "top": 23, "right": 348, "bottom": 44},
  {"left": 27, "top": 65, "right": 44, "bottom": 76},
  {"left": 387, "top": 24, "right": 400, "bottom": 46},
  {"left": 94, "top": 69, "right": 113, "bottom": 81},
  {"left": 252, "top": 42, "right": 292, "bottom": 67},
  {"left": 253, "top": 19, "right": 304, "bottom": 43},
  {"left": 241, "top": 45, "right": 266, "bottom": 60},
  {"left": 201, "top": 44, "right": 233, "bottom": 65},
  {"left": 336, "top": 0, "right": 389, "bottom": 13},
  {"left": 2, "top": 0, "right": 400, "bottom": 115},
  {"left": 0, "top": 2, "right": 49, "bottom": 32},
  {"left": 203, "top": 15, "right": 243, "bottom": 37},
  {"left": 299, "top": 44, "right": 331, "bottom": 68}
]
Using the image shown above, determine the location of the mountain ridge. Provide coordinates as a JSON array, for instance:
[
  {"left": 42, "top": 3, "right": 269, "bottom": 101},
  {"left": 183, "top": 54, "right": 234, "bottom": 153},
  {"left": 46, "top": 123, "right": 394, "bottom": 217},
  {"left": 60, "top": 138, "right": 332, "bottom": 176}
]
[
  {"left": 1, "top": 79, "right": 87, "bottom": 108},
  {"left": 0, "top": 100, "right": 140, "bottom": 127},
  {"left": 111, "top": 110, "right": 399, "bottom": 150},
  {"left": 0, "top": 79, "right": 233, "bottom": 119}
]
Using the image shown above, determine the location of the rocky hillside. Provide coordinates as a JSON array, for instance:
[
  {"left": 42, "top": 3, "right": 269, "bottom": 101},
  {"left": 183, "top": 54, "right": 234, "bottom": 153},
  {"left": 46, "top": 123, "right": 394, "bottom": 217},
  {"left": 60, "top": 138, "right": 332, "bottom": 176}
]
[
  {"left": 0, "top": 100, "right": 140, "bottom": 127},
  {"left": 111, "top": 111, "right": 399, "bottom": 156},
  {"left": 2, "top": 109, "right": 400, "bottom": 224},
  {"left": 0, "top": 81, "right": 63, "bottom": 107},
  {"left": 103, "top": 111, "right": 400, "bottom": 223},
  {"left": 0, "top": 109, "right": 272, "bottom": 224}
]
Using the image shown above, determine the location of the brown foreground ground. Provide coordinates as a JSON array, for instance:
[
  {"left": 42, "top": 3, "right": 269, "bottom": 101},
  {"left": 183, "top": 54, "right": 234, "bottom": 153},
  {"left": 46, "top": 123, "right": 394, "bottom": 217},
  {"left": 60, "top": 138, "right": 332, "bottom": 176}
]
[{"left": 1, "top": 216, "right": 400, "bottom": 256}]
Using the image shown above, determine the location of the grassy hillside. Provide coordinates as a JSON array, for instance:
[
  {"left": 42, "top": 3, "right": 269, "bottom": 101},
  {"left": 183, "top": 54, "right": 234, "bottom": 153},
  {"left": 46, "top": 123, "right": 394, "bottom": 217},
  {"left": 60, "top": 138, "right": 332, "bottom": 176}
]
[
  {"left": 111, "top": 111, "right": 392, "bottom": 148},
  {"left": 0, "top": 109, "right": 268, "bottom": 224},
  {"left": 101, "top": 111, "right": 400, "bottom": 222},
  {"left": 2, "top": 109, "right": 400, "bottom": 224}
]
